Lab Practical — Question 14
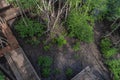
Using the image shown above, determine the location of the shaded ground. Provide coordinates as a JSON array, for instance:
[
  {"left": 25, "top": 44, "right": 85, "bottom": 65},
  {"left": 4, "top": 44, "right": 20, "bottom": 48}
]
[
  {"left": 11, "top": 21, "right": 111, "bottom": 80},
  {"left": 0, "top": 57, "right": 16, "bottom": 80},
  {"left": 0, "top": 0, "right": 115, "bottom": 80}
]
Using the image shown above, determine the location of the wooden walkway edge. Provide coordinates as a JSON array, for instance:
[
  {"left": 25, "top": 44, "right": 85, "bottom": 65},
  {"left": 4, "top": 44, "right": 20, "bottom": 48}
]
[
  {"left": 4, "top": 47, "right": 40, "bottom": 80},
  {"left": 0, "top": 0, "right": 41, "bottom": 79},
  {"left": 71, "top": 66, "right": 99, "bottom": 80}
]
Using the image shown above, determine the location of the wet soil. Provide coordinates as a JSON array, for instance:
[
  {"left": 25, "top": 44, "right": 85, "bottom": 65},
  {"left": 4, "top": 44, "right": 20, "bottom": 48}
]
[{"left": 10, "top": 21, "right": 112, "bottom": 80}]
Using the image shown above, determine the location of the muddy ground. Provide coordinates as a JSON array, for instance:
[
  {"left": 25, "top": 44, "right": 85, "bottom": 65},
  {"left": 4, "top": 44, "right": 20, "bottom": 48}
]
[
  {"left": 10, "top": 21, "right": 112, "bottom": 80},
  {"left": 0, "top": 0, "right": 117, "bottom": 80}
]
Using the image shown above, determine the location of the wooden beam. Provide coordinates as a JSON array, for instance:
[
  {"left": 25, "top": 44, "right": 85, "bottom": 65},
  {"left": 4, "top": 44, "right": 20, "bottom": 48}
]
[
  {"left": 0, "top": 18, "right": 19, "bottom": 49},
  {"left": 0, "top": 5, "right": 11, "bottom": 12},
  {"left": 0, "top": 63, "right": 16, "bottom": 80}
]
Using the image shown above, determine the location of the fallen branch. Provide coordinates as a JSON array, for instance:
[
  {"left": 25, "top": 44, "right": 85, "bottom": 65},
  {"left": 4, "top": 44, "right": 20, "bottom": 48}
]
[{"left": 104, "top": 22, "right": 120, "bottom": 37}]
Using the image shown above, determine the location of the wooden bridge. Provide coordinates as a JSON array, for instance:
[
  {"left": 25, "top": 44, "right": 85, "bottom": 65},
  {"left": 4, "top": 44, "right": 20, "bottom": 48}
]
[{"left": 0, "top": 0, "right": 40, "bottom": 80}]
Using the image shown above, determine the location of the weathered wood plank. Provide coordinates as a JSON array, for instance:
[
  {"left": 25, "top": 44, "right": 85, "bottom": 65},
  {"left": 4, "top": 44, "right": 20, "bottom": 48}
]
[
  {"left": 0, "top": 1, "right": 40, "bottom": 80},
  {"left": 4, "top": 52, "right": 23, "bottom": 80},
  {"left": 71, "top": 66, "right": 99, "bottom": 80},
  {"left": 5, "top": 47, "right": 40, "bottom": 80},
  {"left": 0, "top": 0, "right": 8, "bottom": 9},
  {"left": 0, "top": 63, "right": 16, "bottom": 80}
]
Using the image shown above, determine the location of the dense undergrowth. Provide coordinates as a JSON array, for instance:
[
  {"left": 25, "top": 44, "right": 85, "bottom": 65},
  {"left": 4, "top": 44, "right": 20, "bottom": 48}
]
[
  {"left": 8, "top": 0, "right": 109, "bottom": 43},
  {"left": 66, "top": 0, "right": 108, "bottom": 43},
  {"left": 6, "top": 0, "right": 120, "bottom": 80},
  {"left": 7, "top": 0, "right": 38, "bottom": 9},
  {"left": 107, "top": 0, "right": 120, "bottom": 21},
  {"left": 66, "top": 9, "right": 94, "bottom": 43},
  {"left": 38, "top": 56, "right": 74, "bottom": 78},
  {"left": 38, "top": 56, "right": 53, "bottom": 78},
  {"left": 14, "top": 17, "right": 45, "bottom": 45},
  {"left": 106, "top": 60, "right": 120, "bottom": 80},
  {"left": 100, "top": 38, "right": 118, "bottom": 58},
  {"left": 100, "top": 38, "right": 120, "bottom": 80},
  {"left": 99, "top": 0, "right": 120, "bottom": 79}
]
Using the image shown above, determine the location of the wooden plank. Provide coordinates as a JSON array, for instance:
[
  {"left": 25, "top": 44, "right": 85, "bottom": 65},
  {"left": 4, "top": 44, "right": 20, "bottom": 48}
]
[
  {"left": 0, "top": 16, "right": 40, "bottom": 80},
  {"left": 4, "top": 52, "right": 23, "bottom": 80},
  {"left": 71, "top": 66, "right": 99, "bottom": 80},
  {"left": 0, "top": 17, "right": 19, "bottom": 49},
  {"left": 3, "top": 8, "right": 20, "bottom": 21},
  {"left": 0, "top": 0, "right": 8, "bottom": 9},
  {"left": 0, "top": 1, "right": 40, "bottom": 80},
  {"left": 6, "top": 47, "right": 40, "bottom": 80},
  {"left": 0, "top": 63, "right": 16, "bottom": 80},
  {"left": 0, "top": 5, "right": 11, "bottom": 12}
]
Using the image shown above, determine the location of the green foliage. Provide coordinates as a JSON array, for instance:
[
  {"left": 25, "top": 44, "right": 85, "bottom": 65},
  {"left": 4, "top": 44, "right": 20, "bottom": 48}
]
[
  {"left": 100, "top": 38, "right": 120, "bottom": 80},
  {"left": 68, "top": 0, "right": 82, "bottom": 8},
  {"left": 55, "top": 35, "right": 67, "bottom": 47},
  {"left": 7, "top": 0, "right": 38, "bottom": 9},
  {"left": 106, "top": 60, "right": 120, "bottom": 80},
  {"left": 44, "top": 45, "right": 50, "bottom": 51},
  {"left": 38, "top": 56, "right": 53, "bottom": 78},
  {"left": 0, "top": 71, "right": 4, "bottom": 80},
  {"left": 26, "top": 37, "right": 40, "bottom": 46},
  {"left": 67, "top": 0, "right": 109, "bottom": 43},
  {"left": 107, "top": 0, "right": 120, "bottom": 21},
  {"left": 65, "top": 68, "right": 73, "bottom": 78},
  {"left": 41, "top": 68, "right": 51, "bottom": 78},
  {"left": 38, "top": 56, "right": 53, "bottom": 67},
  {"left": 73, "top": 42, "right": 80, "bottom": 51},
  {"left": 105, "top": 48, "right": 118, "bottom": 58},
  {"left": 69, "top": 0, "right": 108, "bottom": 20},
  {"left": 66, "top": 9, "right": 94, "bottom": 43},
  {"left": 43, "top": 43, "right": 52, "bottom": 51},
  {"left": 15, "top": 17, "right": 44, "bottom": 45},
  {"left": 100, "top": 38, "right": 118, "bottom": 58},
  {"left": 100, "top": 38, "right": 112, "bottom": 52},
  {"left": 54, "top": 68, "right": 61, "bottom": 75},
  {"left": 88, "top": 0, "right": 108, "bottom": 20}
]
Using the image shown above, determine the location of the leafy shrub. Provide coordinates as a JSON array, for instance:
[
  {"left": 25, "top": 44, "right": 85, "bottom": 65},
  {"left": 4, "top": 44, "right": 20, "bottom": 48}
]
[
  {"left": 65, "top": 68, "right": 73, "bottom": 78},
  {"left": 106, "top": 0, "right": 120, "bottom": 21},
  {"left": 100, "top": 38, "right": 112, "bottom": 53},
  {"left": 44, "top": 45, "right": 50, "bottom": 51},
  {"left": 88, "top": 0, "right": 108, "bottom": 20},
  {"left": 67, "top": 0, "right": 109, "bottom": 43},
  {"left": 106, "top": 60, "right": 120, "bottom": 80},
  {"left": 55, "top": 35, "right": 67, "bottom": 47},
  {"left": 43, "top": 43, "right": 52, "bottom": 51},
  {"left": 15, "top": 17, "right": 44, "bottom": 45},
  {"left": 69, "top": 0, "right": 108, "bottom": 20},
  {"left": 38, "top": 56, "right": 53, "bottom": 78},
  {"left": 66, "top": 9, "right": 94, "bottom": 43},
  {"left": 73, "top": 42, "right": 80, "bottom": 51},
  {"left": 100, "top": 38, "right": 119, "bottom": 80},
  {"left": 41, "top": 68, "right": 51, "bottom": 78},
  {"left": 38, "top": 56, "right": 53, "bottom": 67},
  {"left": 100, "top": 38, "right": 118, "bottom": 58},
  {"left": 105, "top": 48, "right": 118, "bottom": 58},
  {"left": 100, "top": 38, "right": 112, "bottom": 49}
]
